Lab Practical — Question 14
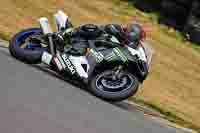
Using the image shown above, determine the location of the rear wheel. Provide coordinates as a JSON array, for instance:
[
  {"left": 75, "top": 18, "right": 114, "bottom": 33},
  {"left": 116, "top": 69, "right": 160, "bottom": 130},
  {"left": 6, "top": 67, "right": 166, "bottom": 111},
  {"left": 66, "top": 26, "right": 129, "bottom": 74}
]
[
  {"left": 89, "top": 70, "right": 139, "bottom": 102},
  {"left": 9, "top": 28, "right": 47, "bottom": 64}
]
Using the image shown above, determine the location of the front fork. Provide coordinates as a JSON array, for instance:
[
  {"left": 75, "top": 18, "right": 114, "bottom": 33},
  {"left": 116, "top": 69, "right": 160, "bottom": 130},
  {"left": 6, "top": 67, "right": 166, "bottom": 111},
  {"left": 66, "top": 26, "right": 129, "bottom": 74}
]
[
  {"left": 114, "top": 65, "right": 123, "bottom": 75},
  {"left": 135, "top": 60, "right": 149, "bottom": 82},
  {"left": 39, "top": 17, "right": 56, "bottom": 55},
  {"left": 47, "top": 35, "right": 56, "bottom": 56}
]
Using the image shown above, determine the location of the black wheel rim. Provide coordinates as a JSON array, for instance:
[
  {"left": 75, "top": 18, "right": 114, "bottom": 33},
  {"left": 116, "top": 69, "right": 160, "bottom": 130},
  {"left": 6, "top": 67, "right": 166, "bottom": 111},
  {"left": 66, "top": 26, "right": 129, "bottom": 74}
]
[{"left": 96, "top": 72, "right": 135, "bottom": 93}]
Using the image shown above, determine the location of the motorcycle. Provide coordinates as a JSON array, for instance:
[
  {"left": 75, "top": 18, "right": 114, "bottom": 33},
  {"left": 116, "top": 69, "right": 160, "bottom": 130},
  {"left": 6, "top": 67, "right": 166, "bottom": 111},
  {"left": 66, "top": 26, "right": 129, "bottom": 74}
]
[{"left": 9, "top": 10, "right": 153, "bottom": 101}]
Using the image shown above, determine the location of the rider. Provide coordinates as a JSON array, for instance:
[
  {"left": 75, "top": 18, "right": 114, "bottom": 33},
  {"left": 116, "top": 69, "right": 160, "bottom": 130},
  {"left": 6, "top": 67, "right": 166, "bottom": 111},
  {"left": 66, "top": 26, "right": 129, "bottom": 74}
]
[{"left": 42, "top": 15, "right": 149, "bottom": 81}]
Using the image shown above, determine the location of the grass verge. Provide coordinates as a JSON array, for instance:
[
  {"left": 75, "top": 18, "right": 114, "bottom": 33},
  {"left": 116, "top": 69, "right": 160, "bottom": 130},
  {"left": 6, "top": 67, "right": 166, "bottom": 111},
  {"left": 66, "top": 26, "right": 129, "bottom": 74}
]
[{"left": 133, "top": 98, "right": 200, "bottom": 132}]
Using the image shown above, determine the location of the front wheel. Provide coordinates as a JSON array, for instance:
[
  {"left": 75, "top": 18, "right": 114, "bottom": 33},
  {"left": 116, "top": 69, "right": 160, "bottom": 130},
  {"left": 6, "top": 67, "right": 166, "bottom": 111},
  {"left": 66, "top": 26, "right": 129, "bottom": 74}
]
[{"left": 89, "top": 70, "right": 139, "bottom": 102}]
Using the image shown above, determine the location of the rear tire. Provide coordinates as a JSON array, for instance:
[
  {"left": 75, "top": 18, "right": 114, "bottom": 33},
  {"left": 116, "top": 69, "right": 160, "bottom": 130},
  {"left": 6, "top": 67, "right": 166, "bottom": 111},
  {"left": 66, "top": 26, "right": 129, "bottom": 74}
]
[
  {"left": 9, "top": 28, "right": 44, "bottom": 64},
  {"left": 89, "top": 70, "right": 139, "bottom": 102}
]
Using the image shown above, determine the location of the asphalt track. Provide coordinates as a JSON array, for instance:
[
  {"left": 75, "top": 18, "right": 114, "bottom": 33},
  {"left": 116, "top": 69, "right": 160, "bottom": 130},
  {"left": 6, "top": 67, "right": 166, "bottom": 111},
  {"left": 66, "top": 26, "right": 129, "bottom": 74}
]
[{"left": 0, "top": 41, "right": 189, "bottom": 133}]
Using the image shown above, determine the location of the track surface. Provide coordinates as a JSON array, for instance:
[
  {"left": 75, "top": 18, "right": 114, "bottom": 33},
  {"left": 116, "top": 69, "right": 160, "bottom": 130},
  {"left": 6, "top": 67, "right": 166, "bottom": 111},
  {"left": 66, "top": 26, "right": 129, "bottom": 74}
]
[{"left": 0, "top": 42, "right": 187, "bottom": 133}]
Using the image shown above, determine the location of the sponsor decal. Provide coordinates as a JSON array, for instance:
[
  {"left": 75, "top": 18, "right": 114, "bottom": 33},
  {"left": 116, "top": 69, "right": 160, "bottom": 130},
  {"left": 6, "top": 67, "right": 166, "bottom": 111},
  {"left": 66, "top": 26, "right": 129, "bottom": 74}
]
[
  {"left": 61, "top": 54, "right": 76, "bottom": 74},
  {"left": 53, "top": 57, "right": 63, "bottom": 71},
  {"left": 56, "top": 53, "right": 67, "bottom": 69},
  {"left": 41, "top": 52, "right": 53, "bottom": 65}
]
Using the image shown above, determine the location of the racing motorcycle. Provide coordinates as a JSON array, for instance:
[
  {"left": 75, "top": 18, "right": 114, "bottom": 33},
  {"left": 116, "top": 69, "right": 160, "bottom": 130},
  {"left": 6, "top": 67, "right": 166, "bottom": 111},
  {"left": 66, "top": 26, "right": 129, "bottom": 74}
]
[{"left": 9, "top": 10, "right": 153, "bottom": 101}]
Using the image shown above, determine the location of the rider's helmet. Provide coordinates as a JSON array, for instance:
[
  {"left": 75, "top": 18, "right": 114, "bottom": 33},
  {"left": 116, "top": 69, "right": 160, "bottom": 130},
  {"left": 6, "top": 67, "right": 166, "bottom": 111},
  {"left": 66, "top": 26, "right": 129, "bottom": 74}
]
[
  {"left": 104, "top": 23, "right": 146, "bottom": 48},
  {"left": 123, "top": 23, "right": 146, "bottom": 48}
]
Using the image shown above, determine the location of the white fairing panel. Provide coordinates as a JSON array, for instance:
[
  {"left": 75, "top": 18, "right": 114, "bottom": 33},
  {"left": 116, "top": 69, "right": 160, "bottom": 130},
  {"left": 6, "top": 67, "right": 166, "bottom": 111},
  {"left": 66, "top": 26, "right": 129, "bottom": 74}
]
[
  {"left": 140, "top": 41, "right": 154, "bottom": 68},
  {"left": 110, "top": 36, "right": 120, "bottom": 44},
  {"left": 54, "top": 10, "right": 69, "bottom": 31},
  {"left": 127, "top": 41, "right": 154, "bottom": 69},
  {"left": 127, "top": 46, "right": 147, "bottom": 62},
  {"left": 69, "top": 56, "right": 89, "bottom": 78},
  {"left": 38, "top": 17, "right": 53, "bottom": 34}
]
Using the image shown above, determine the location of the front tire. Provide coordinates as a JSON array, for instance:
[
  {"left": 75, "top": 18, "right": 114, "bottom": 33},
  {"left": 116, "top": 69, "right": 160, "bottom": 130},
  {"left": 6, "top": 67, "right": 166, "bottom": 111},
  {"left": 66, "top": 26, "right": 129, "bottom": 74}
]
[{"left": 89, "top": 70, "right": 139, "bottom": 102}]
